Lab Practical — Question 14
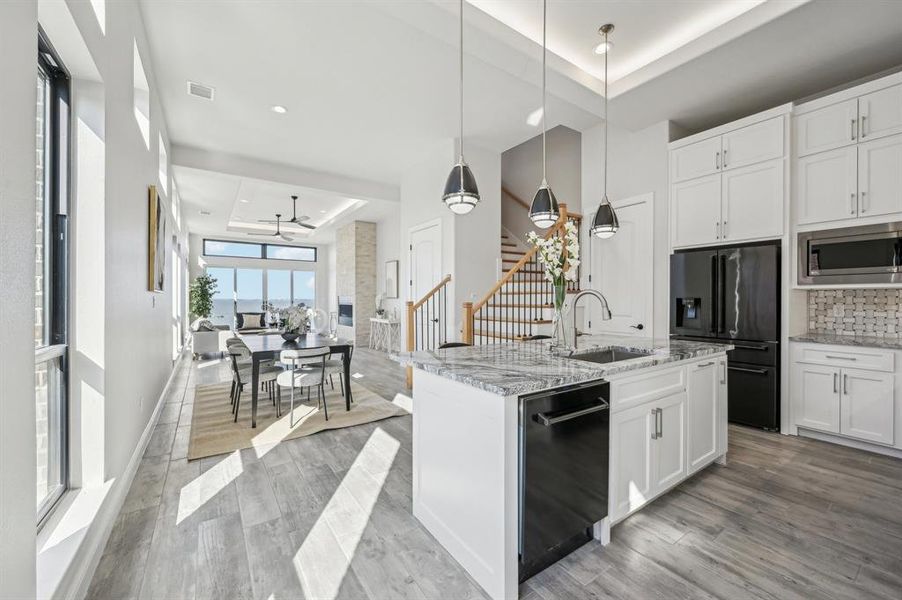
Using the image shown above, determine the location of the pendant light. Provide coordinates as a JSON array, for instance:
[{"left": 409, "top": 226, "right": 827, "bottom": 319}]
[
  {"left": 442, "top": 0, "right": 480, "bottom": 215},
  {"left": 590, "top": 23, "right": 619, "bottom": 239},
  {"left": 528, "top": 0, "right": 560, "bottom": 229}
]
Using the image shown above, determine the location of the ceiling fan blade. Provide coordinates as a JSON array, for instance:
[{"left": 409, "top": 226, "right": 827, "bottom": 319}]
[
  {"left": 258, "top": 219, "right": 279, "bottom": 224},
  {"left": 296, "top": 222, "right": 316, "bottom": 230},
  {"left": 280, "top": 234, "right": 294, "bottom": 242}
]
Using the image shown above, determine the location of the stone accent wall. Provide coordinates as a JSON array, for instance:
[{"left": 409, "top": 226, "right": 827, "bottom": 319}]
[
  {"left": 808, "top": 289, "right": 901, "bottom": 338},
  {"left": 336, "top": 221, "right": 377, "bottom": 346}
]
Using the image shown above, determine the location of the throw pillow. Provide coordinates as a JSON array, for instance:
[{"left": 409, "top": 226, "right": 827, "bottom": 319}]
[{"left": 237, "top": 312, "right": 264, "bottom": 329}]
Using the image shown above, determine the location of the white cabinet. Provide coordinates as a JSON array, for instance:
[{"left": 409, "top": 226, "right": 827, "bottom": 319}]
[
  {"left": 721, "top": 159, "right": 784, "bottom": 241},
  {"left": 671, "top": 174, "right": 721, "bottom": 247},
  {"left": 791, "top": 343, "right": 896, "bottom": 448},
  {"left": 722, "top": 117, "right": 784, "bottom": 170},
  {"left": 795, "top": 146, "right": 858, "bottom": 225},
  {"left": 670, "top": 113, "right": 785, "bottom": 249},
  {"left": 687, "top": 360, "right": 719, "bottom": 475},
  {"left": 671, "top": 136, "right": 721, "bottom": 183},
  {"left": 840, "top": 368, "right": 894, "bottom": 445},
  {"left": 716, "top": 357, "right": 728, "bottom": 457},
  {"left": 609, "top": 402, "right": 654, "bottom": 521},
  {"left": 859, "top": 84, "right": 902, "bottom": 142},
  {"left": 794, "top": 99, "right": 858, "bottom": 157},
  {"left": 653, "top": 392, "right": 687, "bottom": 491},
  {"left": 858, "top": 134, "right": 902, "bottom": 218},
  {"left": 793, "top": 363, "right": 840, "bottom": 433}
]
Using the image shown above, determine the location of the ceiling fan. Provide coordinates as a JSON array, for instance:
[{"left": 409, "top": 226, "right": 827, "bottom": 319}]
[
  {"left": 260, "top": 195, "right": 316, "bottom": 230},
  {"left": 247, "top": 214, "right": 294, "bottom": 242}
]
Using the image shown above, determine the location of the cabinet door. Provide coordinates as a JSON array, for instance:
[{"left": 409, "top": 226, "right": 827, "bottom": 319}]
[
  {"left": 721, "top": 158, "right": 783, "bottom": 242},
  {"left": 840, "top": 368, "right": 894, "bottom": 445},
  {"left": 858, "top": 134, "right": 902, "bottom": 219},
  {"left": 795, "top": 99, "right": 858, "bottom": 157},
  {"left": 716, "top": 358, "right": 728, "bottom": 457},
  {"left": 671, "top": 136, "right": 722, "bottom": 183},
  {"left": 793, "top": 363, "right": 840, "bottom": 433},
  {"left": 795, "top": 146, "right": 858, "bottom": 225},
  {"left": 859, "top": 84, "right": 902, "bottom": 142},
  {"left": 687, "top": 361, "right": 719, "bottom": 475},
  {"left": 653, "top": 392, "right": 687, "bottom": 493},
  {"left": 609, "top": 403, "right": 655, "bottom": 521},
  {"left": 671, "top": 173, "right": 721, "bottom": 248},
  {"left": 722, "top": 116, "right": 783, "bottom": 171}
]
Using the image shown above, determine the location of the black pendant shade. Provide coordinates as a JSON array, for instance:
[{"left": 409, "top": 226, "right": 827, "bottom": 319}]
[
  {"left": 529, "top": 182, "right": 560, "bottom": 229},
  {"left": 591, "top": 196, "right": 619, "bottom": 239},
  {"left": 442, "top": 162, "right": 480, "bottom": 215}
]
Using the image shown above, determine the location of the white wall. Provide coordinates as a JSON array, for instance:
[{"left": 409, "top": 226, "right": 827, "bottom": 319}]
[
  {"left": 376, "top": 216, "right": 402, "bottom": 319},
  {"left": 581, "top": 120, "right": 673, "bottom": 337},
  {"left": 0, "top": 2, "right": 39, "bottom": 597},
  {"left": 501, "top": 125, "right": 582, "bottom": 241}
]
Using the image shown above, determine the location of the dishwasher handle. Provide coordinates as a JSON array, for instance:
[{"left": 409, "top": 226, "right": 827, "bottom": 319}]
[{"left": 535, "top": 400, "right": 610, "bottom": 426}]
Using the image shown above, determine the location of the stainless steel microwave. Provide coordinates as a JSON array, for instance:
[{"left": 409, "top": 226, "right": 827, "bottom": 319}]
[{"left": 799, "top": 222, "right": 902, "bottom": 285}]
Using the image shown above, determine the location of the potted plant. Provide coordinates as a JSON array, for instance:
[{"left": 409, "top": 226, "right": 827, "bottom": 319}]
[
  {"left": 189, "top": 273, "right": 217, "bottom": 320},
  {"left": 527, "top": 221, "right": 580, "bottom": 347}
]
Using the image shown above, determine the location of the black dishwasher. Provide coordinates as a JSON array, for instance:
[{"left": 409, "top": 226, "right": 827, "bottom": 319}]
[{"left": 519, "top": 381, "right": 610, "bottom": 582}]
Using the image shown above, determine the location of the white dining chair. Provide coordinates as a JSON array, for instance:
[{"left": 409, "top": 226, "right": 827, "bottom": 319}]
[{"left": 278, "top": 347, "right": 331, "bottom": 426}]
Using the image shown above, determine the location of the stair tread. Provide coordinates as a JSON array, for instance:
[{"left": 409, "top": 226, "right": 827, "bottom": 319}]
[
  {"left": 475, "top": 316, "right": 553, "bottom": 324},
  {"left": 500, "top": 242, "right": 518, "bottom": 247}
]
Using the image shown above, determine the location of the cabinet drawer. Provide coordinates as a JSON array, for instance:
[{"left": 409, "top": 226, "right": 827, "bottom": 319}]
[
  {"left": 796, "top": 344, "right": 894, "bottom": 372},
  {"left": 610, "top": 364, "right": 685, "bottom": 412}
]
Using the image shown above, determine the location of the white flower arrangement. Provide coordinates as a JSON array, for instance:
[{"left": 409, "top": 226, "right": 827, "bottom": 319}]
[
  {"left": 526, "top": 220, "right": 581, "bottom": 284},
  {"left": 278, "top": 304, "right": 317, "bottom": 333}
]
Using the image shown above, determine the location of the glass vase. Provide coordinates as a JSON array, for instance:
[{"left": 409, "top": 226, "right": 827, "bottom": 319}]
[{"left": 550, "top": 279, "right": 570, "bottom": 349}]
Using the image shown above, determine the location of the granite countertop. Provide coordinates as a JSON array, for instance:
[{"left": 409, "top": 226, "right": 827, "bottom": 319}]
[
  {"left": 790, "top": 332, "right": 902, "bottom": 350},
  {"left": 392, "top": 334, "right": 733, "bottom": 396}
]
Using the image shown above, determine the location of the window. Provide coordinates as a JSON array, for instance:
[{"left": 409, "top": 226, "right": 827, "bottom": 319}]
[
  {"left": 266, "top": 243, "right": 316, "bottom": 262},
  {"left": 36, "top": 32, "right": 70, "bottom": 524},
  {"left": 204, "top": 267, "right": 318, "bottom": 325},
  {"left": 202, "top": 239, "right": 316, "bottom": 262},
  {"left": 133, "top": 41, "right": 149, "bottom": 149},
  {"left": 158, "top": 133, "right": 168, "bottom": 195},
  {"left": 203, "top": 239, "right": 263, "bottom": 259},
  {"left": 292, "top": 270, "right": 316, "bottom": 306},
  {"left": 267, "top": 270, "right": 291, "bottom": 309},
  {"left": 236, "top": 268, "right": 263, "bottom": 314},
  {"left": 206, "top": 267, "right": 234, "bottom": 326}
]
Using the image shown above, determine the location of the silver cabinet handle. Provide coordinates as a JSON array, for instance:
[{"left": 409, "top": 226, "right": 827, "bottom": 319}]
[
  {"left": 721, "top": 361, "right": 727, "bottom": 384},
  {"left": 651, "top": 407, "right": 658, "bottom": 440},
  {"left": 861, "top": 115, "right": 867, "bottom": 138},
  {"left": 727, "top": 365, "right": 768, "bottom": 375},
  {"left": 861, "top": 191, "right": 867, "bottom": 213},
  {"left": 850, "top": 193, "right": 856, "bottom": 215},
  {"left": 833, "top": 372, "right": 838, "bottom": 394},
  {"left": 656, "top": 408, "right": 663, "bottom": 438},
  {"left": 843, "top": 373, "right": 848, "bottom": 395},
  {"left": 722, "top": 220, "right": 728, "bottom": 238},
  {"left": 825, "top": 355, "right": 857, "bottom": 360},
  {"left": 714, "top": 221, "right": 719, "bottom": 240},
  {"left": 851, "top": 118, "right": 857, "bottom": 141},
  {"left": 723, "top": 149, "right": 728, "bottom": 168},
  {"left": 698, "top": 361, "right": 715, "bottom": 368},
  {"left": 715, "top": 151, "right": 720, "bottom": 170}
]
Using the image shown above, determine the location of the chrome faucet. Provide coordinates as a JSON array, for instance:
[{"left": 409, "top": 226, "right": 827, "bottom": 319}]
[{"left": 571, "top": 289, "right": 612, "bottom": 350}]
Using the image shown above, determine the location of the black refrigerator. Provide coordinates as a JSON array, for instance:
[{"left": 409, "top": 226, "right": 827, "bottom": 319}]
[{"left": 670, "top": 241, "right": 780, "bottom": 430}]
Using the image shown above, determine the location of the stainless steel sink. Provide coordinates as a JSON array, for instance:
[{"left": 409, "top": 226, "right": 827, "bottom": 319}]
[{"left": 568, "top": 348, "right": 652, "bottom": 364}]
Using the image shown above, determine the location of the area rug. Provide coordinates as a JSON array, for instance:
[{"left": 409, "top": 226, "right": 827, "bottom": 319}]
[{"left": 187, "top": 380, "right": 409, "bottom": 460}]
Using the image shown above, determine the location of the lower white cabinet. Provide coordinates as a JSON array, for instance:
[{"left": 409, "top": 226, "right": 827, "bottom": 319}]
[
  {"left": 687, "top": 360, "right": 719, "bottom": 474},
  {"left": 609, "top": 356, "right": 727, "bottom": 523},
  {"left": 791, "top": 344, "right": 895, "bottom": 447}
]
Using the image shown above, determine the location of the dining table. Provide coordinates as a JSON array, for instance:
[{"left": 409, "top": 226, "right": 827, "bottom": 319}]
[{"left": 237, "top": 332, "right": 354, "bottom": 428}]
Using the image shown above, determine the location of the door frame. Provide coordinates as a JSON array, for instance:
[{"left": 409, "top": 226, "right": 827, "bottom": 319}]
[
  {"left": 408, "top": 217, "right": 443, "bottom": 302},
  {"left": 589, "top": 192, "right": 654, "bottom": 336}
]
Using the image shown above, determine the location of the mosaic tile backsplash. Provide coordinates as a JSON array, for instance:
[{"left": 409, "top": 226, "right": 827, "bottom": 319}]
[{"left": 808, "top": 289, "right": 902, "bottom": 338}]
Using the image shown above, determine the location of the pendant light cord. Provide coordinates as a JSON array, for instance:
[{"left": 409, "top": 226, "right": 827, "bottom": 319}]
[
  {"left": 603, "top": 28, "right": 608, "bottom": 199},
  {"left": 541, "top": 0, "right": 547, "bottom": 183},
  {"left": 459, "top": 0, "right": 465, "bottom": 162}
]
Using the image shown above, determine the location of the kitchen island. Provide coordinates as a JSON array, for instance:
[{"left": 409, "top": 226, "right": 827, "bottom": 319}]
[{"left": 394, "top": 335, "right": 732, "bottom": 600}]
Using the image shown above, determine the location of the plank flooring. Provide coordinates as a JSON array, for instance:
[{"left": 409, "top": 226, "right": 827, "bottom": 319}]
[{"left": 88, "top": 349, "right": 902, "bottom": 600}]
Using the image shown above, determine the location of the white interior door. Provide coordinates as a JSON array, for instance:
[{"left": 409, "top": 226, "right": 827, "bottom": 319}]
[
  {"left": 409, "top": 220, "right": 442, "bottom": 301},
  {"left": 589, "top": 193, "right": 653, "bottom": 336}
]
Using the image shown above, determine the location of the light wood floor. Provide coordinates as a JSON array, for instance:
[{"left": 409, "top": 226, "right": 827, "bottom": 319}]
[{"left": 88, "top": 349, "right": 902, "bottom": 600}]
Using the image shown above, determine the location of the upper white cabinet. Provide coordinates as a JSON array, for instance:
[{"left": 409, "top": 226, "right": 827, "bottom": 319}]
[
  {"left": 670, "top": 111, "right": 787, "bottom": 249},
  {"left": 793, "top": 78, "right": 902, "bottom": 228},
  {"left": 859, "top": 84, "right": 902, "bottom": 141},
  {"left": 794, "top": 99, "right": 858, "bottom": 157},
  {"left": 671, "top": 136, "right": 722, "bottom": 183}
]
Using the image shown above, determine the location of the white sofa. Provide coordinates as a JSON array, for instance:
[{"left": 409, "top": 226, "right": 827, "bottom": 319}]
[{"left": 191, "top": 324, "right": 233, "bottom": 358}]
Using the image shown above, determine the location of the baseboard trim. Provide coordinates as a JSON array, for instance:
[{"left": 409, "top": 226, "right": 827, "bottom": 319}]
[
  {"left": 797, "top": 427, "right": 902, "bottom": 459},
  {"left": 62, "top": 352, "right": 186, "bottom": 600}
]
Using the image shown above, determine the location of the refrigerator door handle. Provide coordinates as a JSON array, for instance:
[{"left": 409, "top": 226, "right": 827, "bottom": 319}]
[
  {"left": 718, "top": 255, "right": 727, "bottom": 334},
  {"left": 709, "top": 255, "right": 718, "bottom": 334}
]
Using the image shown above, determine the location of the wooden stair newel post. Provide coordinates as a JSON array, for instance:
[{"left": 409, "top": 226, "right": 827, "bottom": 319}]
[{"left": 462, "top": 302, "right": 474, "bottom": 345}]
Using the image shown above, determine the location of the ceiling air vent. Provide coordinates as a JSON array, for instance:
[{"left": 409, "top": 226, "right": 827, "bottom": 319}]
[{"left": 186, "top": 81, "right": 215, "bottom": 101}]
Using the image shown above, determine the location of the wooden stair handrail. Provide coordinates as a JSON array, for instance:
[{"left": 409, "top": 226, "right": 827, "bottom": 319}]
[
  {"left": 410, "top": 274, "right": 452, "bottom": 312},
  {"left": 471, "top": 204, "right": 569, "bottom": 314},
  {"left": 406, "top": 274, "right": 452, "bottom": 387},
  {"left": 501, "top": 186, "right": 584, "bottom": 220}
]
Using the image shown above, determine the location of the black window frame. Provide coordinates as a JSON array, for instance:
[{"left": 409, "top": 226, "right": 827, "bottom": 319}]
[
  {"left": 37, "top": 27, "right": 71, "bottom": 527},
  {"left": 202, "top": 238, "right": 316, "bottom": 262}
]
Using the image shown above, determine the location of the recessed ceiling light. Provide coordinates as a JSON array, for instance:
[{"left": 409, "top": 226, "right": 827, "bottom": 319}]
[
  {"left": 319, "top": 209, "right": 327, "bottom": 214},
  {"left": 271, "top": 105, "right": 287, "bottom": 114},
  {"left": 199, "top": 210, "right": 211, "bottom": 216},
  {"left": 240, "top": 199, "right": 249, "bottom": 203},
  {"left": 593, "top": 40, "right": 613, "bottom": 55}
]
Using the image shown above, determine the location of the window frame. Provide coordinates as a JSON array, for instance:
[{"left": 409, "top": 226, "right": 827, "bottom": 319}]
[
  {"left": 202, "top": 238, "right": 317, "bottom": 263},
  {"left": 263, "top": 242, "right": 317, "bottom": 262},
  {"left": 36, "top": 28, "right": 71, "bottom": 528},
  {"left": 202, "top": 238, "right": 264, "bottom": 259}
]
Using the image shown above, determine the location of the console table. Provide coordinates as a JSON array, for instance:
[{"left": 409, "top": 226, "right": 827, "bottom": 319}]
[{"left": 369, "top": 318, "right": 400, "bottom": 352}]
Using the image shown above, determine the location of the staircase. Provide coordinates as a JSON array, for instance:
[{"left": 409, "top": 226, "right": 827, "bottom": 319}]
[{"left": 463, "top": 205, "right": 581, "bottom": 344}]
